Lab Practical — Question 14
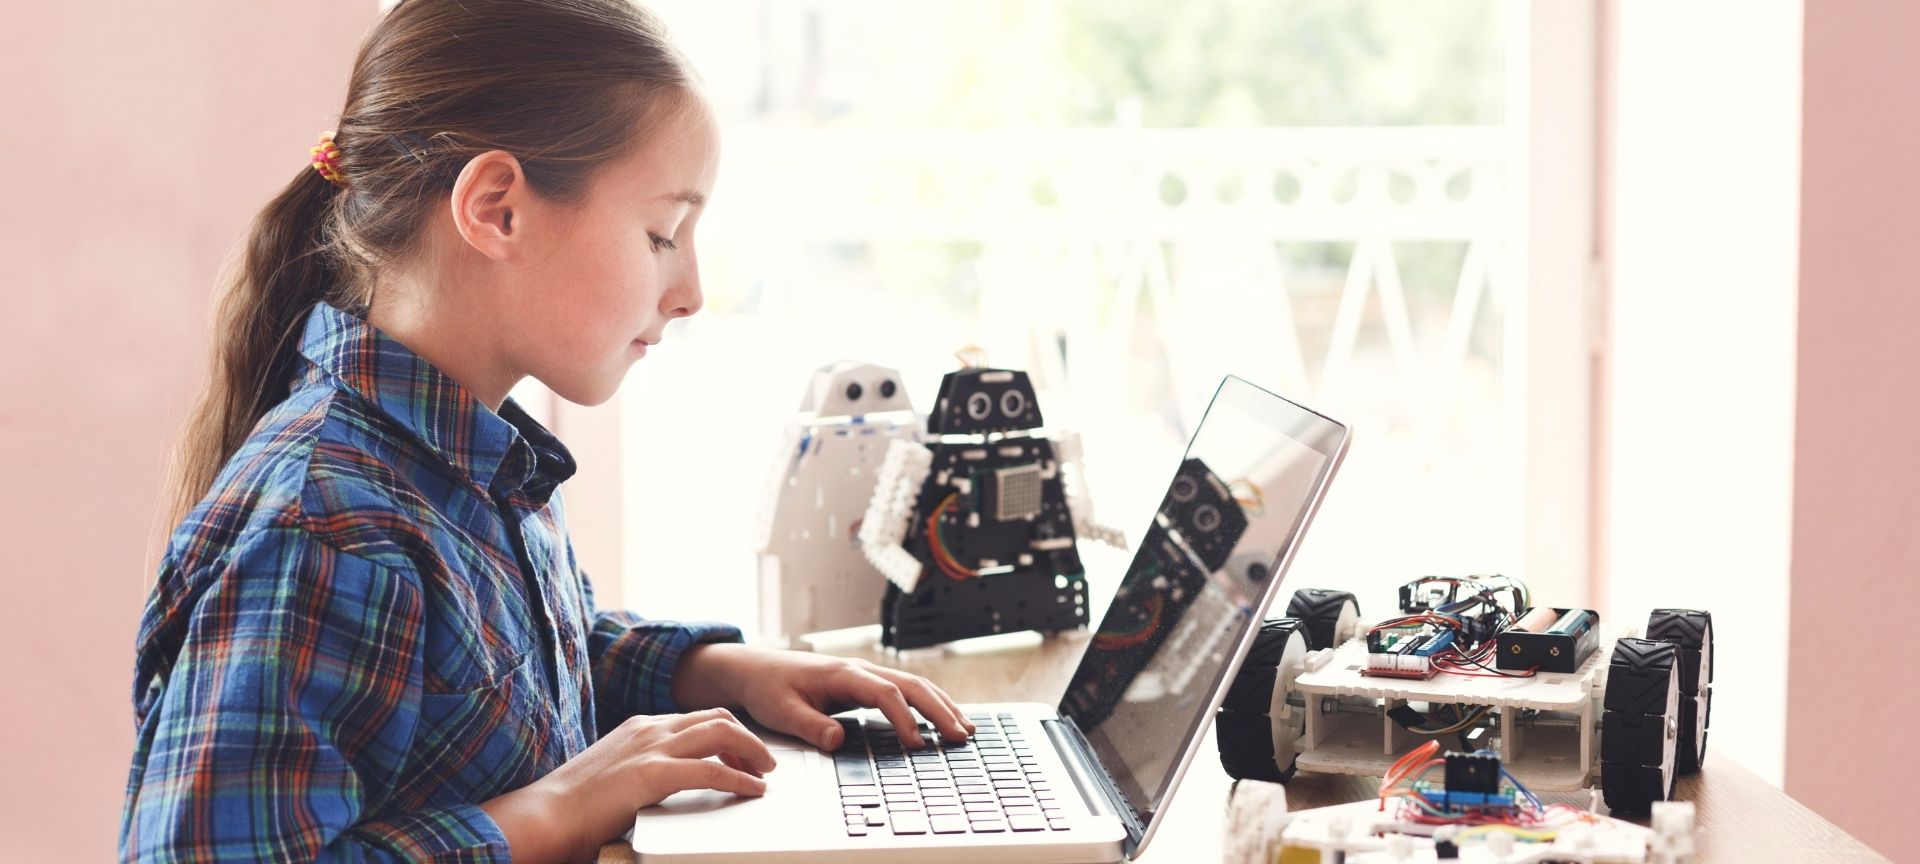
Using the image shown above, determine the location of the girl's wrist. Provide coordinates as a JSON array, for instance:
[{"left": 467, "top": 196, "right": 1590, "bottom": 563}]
[
  {"left": 480, "top": 778, "right": 579, "bottom": 864},
  {"left": 670, "top": 642, "right": 753, "bottom": 710}
]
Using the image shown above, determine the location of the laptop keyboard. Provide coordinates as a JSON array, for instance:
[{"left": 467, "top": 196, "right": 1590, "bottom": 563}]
[{"left": 835, "top": 712, "right": 1071, "bottom": 837}]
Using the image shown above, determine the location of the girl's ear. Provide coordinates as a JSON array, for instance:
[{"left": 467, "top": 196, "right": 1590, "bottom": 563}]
[{"left": 448, "top": 150, "right": 527, "bottom": 261}]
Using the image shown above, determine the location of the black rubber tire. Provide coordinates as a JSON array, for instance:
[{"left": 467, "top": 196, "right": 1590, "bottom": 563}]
[
  {"left": 1600, "top": 637, "right": 1681, "bottom": 815},
  {"left": 1216, "top": 618, "right": 1307, "bottom": 783},
  {"left": 1284, "top": 589, "right": 1360, "bottom": 651},
  {"left": 1646, "top": 608, "right": 1714, "bottom": 774},
  {"left": 1216, "top": 709, "right": 1299, "bottom": 783}
]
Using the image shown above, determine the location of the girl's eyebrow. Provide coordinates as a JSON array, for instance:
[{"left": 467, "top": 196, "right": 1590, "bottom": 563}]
[{"left": 662, "top": 190, "right": 705, "bottom": 207}]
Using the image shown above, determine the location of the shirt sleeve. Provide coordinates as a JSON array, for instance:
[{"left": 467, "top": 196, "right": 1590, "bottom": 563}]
[
  {"left": 578, "top": 565, "right": 742, "bottom": 735},
  {"left": 121, "top": 527, "right": 510, "bottom": 863}
]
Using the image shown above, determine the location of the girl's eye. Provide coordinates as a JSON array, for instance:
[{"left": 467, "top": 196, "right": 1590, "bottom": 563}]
[{"left": 649, "top": 233, "right": 677, "bottom": 252}]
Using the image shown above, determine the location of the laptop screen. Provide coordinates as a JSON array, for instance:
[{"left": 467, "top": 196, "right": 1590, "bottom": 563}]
[{"left": 1057, "top": 375, "right": 1348, "bottom": 842}]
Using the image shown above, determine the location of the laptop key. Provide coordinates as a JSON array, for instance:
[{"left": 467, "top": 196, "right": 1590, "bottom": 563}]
[
  {"left": 929, "top": 815, "right": 969, "bottom": 834},
  {"left": 891, "top": 814, "right": 929, "bottom": 835},
  {"left": 970, "top": 819, "right": 1007, "bottom": 833},
  {"left": 834, "top": 754, "right": 874, "bottom": 786},
  {"left": 846, "top": 824, "right": 868, "bottom": 837},
  {"left": 1008, "top": 815, "right": 1047, "bottom": 832},
  {"left": 1048, "top": 819, "right": 1070, "bottom": 831}
]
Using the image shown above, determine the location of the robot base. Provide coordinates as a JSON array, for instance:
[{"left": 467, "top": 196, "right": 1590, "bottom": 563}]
[{"left": 880, "top": 570, "right": 1089, "bottom": 650}]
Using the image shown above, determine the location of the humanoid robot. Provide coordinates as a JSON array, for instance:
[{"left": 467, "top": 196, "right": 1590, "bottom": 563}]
[
  {"left": 755, "top": 361, "right": 922, "bottom": 646},
  {"left": 859, "top": 367, "right": 1127, "bottom": 649}
]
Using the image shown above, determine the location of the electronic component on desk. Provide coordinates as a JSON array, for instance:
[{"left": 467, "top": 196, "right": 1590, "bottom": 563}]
[
  {"left": 1365, "top": 627, "right": 1455, "bottom": 679},
  {"left": 1397, "top": 575, "right": 1531, "bottom": 647},
  {"left": 1238, "top": 739, "right": 1673, "bottom": 863},
  {"left": 1443, "top": 750, "right": 1501, "bottom": 795},
  {"left": 1397, "top": 573, "right": 1528, "bottom": 616},
  {"left": 1399, "top": 576, "right": 1457, "bottom": 613},
  {"left": 1496, "top": 607, "right": 1599, "bottom": 673},
  {"left": 1412, "top": 779, "right": 1520, "bottom": 813},
  {"left": 1512, "top": 605, "right": 1559, "bottom": 634}
]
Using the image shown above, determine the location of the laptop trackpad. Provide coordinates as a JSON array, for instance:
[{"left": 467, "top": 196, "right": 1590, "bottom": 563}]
[{"left": 629, "top": 747, "right": 830, "bottom": 851}]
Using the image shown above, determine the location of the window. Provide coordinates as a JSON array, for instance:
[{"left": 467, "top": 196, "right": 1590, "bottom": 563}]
[{"left": 621, "top": 1, "right": 1591, "bottom": 633}]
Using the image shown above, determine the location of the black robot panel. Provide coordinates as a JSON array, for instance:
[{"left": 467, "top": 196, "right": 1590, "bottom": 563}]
[{"left": 927, "top": 368, "right": 1045, "bottom": 436}]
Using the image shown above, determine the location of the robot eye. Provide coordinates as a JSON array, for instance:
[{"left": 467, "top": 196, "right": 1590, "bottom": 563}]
[
  {"left": 1193, "top": 504, "right": 1222, "bottom": 533},
  {"left": 966, "top": 392, "right": 992, "bottom": 420},
  {"left": 1171, "top": 476, "right": 1198, "bottom": 502},
  {"left": 879, "top": 379, "right": 897, "bottom": 399},
  {"left": 845, "top": 382, "right": 863, "bottom": 401},
  {"left": 999, "top": 389, "right": 1026, "bottom": 417}
]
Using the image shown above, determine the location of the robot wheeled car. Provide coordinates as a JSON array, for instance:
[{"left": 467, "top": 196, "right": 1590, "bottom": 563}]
[{"left": 1215, "top": 575, "right": 1714, "bottom": 816}]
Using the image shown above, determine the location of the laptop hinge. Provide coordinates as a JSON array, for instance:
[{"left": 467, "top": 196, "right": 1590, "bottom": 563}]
[{"left": 1044, "top": 716, "right": 1147, "bottom": 855}]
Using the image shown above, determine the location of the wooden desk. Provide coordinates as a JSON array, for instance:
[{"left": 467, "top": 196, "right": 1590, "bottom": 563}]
[{"left": 601, "top": 629, "right": 1885, "bottom": 863}]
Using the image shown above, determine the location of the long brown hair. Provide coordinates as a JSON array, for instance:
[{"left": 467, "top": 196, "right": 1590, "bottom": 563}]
[{"left": 169, "top": 0, "right": 696, "bottom": 524}]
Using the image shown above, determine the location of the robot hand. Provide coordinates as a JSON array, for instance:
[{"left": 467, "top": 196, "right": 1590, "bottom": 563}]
[
  {"left": 858, "top": 437, "right": 935, "bottom": 590},
  {"left": 1053, "top": 430, "right": 1129, "bottom": 551}
]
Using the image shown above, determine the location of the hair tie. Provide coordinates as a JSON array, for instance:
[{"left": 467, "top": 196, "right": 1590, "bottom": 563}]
[{"left": 309, "top": 131, "right": 348, "bottom": 188}]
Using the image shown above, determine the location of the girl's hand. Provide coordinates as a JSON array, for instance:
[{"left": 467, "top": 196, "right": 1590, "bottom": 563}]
[
  {"left": 481, "top": 707, "right": 775, "bottom": 863},
  {"left": 673, "top": 644, "right": 976, "bottom": 750}
]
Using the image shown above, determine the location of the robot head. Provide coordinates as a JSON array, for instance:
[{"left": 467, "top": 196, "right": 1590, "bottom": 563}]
[
  {"left": 799, "top": 361, "right": 913, "bottom": 418},
  {"left": 929, "top": 368, "right": 1043, "bottom": 435}
]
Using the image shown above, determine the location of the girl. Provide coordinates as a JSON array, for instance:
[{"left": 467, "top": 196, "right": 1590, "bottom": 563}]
[{"left": 120, "top": 2, "right": 972, "bottom": 861}]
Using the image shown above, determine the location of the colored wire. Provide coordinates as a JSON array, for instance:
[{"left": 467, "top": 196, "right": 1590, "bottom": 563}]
[
  {"left": 925, "top": 492, "right": 978, "bottom": 580},
  {"left": 953, "top": 345, "right": 988, "bottom": 368},
  {"left": 1404, "top": 705, "right": 1490, "bottom": 736},
  {"left": 1455, "top": 825, "right": 1560, "bottom": 842},
  {"left": 1228, "top": 478, "right": 1265, "bottom": 514},
  {"left": 1499, "top": 763, "right": 1544, "bottom": 811},
  {"left": 1378, "top": 740, "right": 1442, "bottom": 809}
]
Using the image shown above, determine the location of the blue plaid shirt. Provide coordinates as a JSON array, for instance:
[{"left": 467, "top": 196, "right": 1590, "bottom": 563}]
[{"left": 122, "top": 302, "right": 741, "bottom": 862}]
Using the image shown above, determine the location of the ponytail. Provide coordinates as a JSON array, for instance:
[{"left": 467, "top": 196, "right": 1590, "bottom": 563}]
[{"left": 168, "top": 164, "right": 353, "bottom": 525}]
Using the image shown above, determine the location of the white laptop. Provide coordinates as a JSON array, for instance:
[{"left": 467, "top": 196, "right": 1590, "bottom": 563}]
[{"left": 630, "top": 375, "right": 1351, "bottom": 863}]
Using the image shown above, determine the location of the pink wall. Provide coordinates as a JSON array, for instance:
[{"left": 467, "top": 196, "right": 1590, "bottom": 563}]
[
  {"left": 0, "top": 3, "right": 376, "bottom": 855},
  {"left": 1789, "top": 2, "right": 1920, "bottom": 857}
]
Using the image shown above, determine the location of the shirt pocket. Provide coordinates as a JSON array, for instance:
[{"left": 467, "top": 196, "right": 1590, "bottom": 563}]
[
  {"left": 390, "top": 649, "right": 546, "bottom": 813},
  {"left": 420, "top": 565, "right": 538, "bottom": 695}
]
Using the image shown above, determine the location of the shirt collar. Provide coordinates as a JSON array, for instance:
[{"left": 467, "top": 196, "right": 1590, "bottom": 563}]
[{"left": 296, "top": 301, "right": 577, "bottom": 504}]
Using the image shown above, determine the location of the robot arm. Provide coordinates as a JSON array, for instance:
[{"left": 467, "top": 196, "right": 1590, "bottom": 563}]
[
  {"left": 859, "top": 438, "right": 935, "bottom": 591},
  {"left": 1053, "top": 430, "right": 1129, "bottom": 550}
]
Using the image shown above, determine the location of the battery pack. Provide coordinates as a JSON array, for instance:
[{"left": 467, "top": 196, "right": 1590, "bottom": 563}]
[{"left": 1495, "top": 607, "right": 1598, "bottom": 673}]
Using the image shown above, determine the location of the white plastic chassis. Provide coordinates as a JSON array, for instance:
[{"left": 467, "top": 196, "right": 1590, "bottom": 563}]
[{"left": 1287, "top": 627, "right": 1641, "bottom": 792}]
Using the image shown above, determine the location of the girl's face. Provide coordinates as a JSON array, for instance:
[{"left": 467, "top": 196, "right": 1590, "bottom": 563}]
[{"left": 505, "top": 90, "right": 720, "bottom": 407}]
